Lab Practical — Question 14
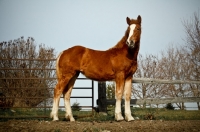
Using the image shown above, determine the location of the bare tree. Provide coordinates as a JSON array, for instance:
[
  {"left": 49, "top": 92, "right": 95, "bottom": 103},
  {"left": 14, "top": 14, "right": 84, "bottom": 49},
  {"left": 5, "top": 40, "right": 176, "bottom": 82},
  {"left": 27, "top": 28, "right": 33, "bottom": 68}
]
[
  {"left": 158, "top": 45, "right": 192, "bottom": 109},
  {"left": 132, "top": 54, "right": 167, "bottom": 108},
  {"left": 182, "top": 11, "right": 200, "bottom": 110},
  {"left": 0, "top": 37, "right": 56, "bottom": 108},
  {"left": 132, "top": 11, "right": 200, "bottom": 110}
]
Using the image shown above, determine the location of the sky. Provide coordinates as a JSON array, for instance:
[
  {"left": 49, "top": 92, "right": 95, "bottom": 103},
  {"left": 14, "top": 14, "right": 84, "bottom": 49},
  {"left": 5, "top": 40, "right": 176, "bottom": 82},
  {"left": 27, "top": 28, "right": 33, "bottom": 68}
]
[{"left": 0, "top": 0, "right": 199, "bottom": 109}]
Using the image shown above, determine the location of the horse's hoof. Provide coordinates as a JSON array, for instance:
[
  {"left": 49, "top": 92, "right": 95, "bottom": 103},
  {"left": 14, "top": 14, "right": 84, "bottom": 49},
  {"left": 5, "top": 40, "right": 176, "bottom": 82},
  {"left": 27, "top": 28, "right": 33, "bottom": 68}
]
[
  {"left": 52, "top": 119, "right": 59, "bottom": 122},
  {"left": 66, "top": 114, "right": 75, "bottom": 122},
  {"left": 70, "top": 118, "right": 75, "bottom": 122},
  {"left": 51, "top": 116, "right": 59, "bottom": 121},
  {"left": 52, "top": 118, "right": 59, "bottom": 121},
  {"left": 115, "top": 113, "right": 124, "bottom": 121},
  {"left": 125, "top": 114, "right": 135, "bottom": 122}
]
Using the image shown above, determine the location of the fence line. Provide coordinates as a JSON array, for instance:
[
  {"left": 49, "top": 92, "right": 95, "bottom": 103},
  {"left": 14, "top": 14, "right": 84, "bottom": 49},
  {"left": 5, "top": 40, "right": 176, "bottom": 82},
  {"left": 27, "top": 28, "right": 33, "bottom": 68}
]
[
  {"left": 0, "top": 58, "right": 56, "bottom": 61},
  {"left": 133, "top": 77, "right": 200, "bottom": 84},
  {"left": 97, "top": 78, "right": 200, "bottom": 113},
  {"left": 0, "top": 58, "right": 95, "bottom": 119},
  {"left": 1, "top": 58, "right": 200, "bottom": 119},
  {"left": 106, "top": 97, "right": 200, "bottom": 105}
]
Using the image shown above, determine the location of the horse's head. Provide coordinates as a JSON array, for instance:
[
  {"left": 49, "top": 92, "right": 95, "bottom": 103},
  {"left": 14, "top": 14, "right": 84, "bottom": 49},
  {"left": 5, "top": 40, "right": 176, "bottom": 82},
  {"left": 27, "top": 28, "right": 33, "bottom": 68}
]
[{"left": 126, "top": 15, "right": 142, "bottom": 48}]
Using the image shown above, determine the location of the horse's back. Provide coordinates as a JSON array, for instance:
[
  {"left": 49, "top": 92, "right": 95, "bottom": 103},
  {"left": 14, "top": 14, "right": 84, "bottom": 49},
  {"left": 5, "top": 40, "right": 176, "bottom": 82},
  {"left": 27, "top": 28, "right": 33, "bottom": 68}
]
[
  {"left": 80, "top": 47, "right": 115, "bottom": 80},
  {"left": 57, "top": 45, "right": 115, "bottom": 81}
]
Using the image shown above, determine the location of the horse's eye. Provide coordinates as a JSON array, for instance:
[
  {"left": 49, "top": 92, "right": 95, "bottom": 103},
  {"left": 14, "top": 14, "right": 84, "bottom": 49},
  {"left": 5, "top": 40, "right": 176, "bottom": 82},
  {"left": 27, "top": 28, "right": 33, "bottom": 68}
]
[{"left": 137, "top": 28, "right": 140, "bottom": 30}]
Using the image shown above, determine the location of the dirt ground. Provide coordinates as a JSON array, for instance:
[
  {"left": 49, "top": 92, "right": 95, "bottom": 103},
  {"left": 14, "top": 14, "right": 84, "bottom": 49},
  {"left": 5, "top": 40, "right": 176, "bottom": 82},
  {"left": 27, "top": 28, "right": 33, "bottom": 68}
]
[{"left": 0, "top": 120, "right": 200, "bottom": 132}]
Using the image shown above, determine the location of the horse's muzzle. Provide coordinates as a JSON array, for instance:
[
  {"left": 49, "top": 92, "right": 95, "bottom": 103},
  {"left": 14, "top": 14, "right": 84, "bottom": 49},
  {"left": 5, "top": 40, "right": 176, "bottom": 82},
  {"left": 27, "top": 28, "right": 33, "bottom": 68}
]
[{"left": 126, "top": 40, "right": 135, "bottom": 48}]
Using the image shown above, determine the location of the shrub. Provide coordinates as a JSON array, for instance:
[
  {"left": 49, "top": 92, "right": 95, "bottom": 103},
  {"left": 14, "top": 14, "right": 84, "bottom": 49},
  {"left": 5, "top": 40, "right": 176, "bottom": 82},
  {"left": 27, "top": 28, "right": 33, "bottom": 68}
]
[
  {"left": 165, "top": 103, "right": 175, "bottom": 110},
  {"left": 72, "top": 101, "right": 81, "bottom": 111}
]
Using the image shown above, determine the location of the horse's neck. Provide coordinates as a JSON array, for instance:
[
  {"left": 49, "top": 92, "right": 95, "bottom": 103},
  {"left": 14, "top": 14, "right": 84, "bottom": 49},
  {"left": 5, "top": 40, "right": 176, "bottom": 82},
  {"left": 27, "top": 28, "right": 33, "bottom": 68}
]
[
  {"left": 111, "top": 36, "right": 127, "bottom": 49},
  {"left": 109, "top": 35, "right": 140, "bottom": 61},
  {"left": 132, "top": 43, "right": 140, "bottom": 61}
]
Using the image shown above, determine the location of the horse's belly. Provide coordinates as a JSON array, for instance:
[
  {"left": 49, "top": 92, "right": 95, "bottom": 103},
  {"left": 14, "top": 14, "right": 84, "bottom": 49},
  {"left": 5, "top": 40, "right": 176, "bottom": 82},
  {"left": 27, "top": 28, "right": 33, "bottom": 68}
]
[{"left": 80, "top": 67, "right": 115, "bottom": 81}]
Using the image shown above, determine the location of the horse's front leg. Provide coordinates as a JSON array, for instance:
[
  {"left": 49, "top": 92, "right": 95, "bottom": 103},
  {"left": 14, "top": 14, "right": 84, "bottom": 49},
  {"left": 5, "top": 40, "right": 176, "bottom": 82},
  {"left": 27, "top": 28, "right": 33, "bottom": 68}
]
[
  {"left": 115, "top": 74, "right": 125, "bottom": 121},
  {"left": 124, "top": 76, "right": 134, "bottom": 121}
]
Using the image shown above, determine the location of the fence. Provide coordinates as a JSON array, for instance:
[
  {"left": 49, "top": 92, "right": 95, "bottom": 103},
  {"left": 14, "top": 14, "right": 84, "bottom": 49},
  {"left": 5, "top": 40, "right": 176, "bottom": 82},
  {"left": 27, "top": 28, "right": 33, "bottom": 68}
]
[
  {"left": 0, "top": 58, "right": 94, "bottom": 119},
  {"left": 97, "top": 78, "right": 200, "bottom": 113},
  {"left": 1, "top": 58, "right": 200, "bottom": 119}
]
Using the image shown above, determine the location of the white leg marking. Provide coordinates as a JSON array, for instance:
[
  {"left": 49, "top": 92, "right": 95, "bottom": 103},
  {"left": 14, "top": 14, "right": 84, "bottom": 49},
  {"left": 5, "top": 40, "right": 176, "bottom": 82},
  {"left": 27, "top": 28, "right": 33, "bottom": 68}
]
[
  {"left": 124, "top": 79, "right": 134, "bottom": 121},
  {"left": 64, "top": 96, "right": 75, "bottom": 122},
  {"left": 50, "top": 96, "right": 61, "bottom": 121},
  {"left": 50, "top": 52, "right": 63, "bottom": 121},
  {"left": 115, "top": 98, "right": 124, "bottom": 121},
  {"left": 63, "top": 75, "right": 78, "bottom": 122},
  {"left": 115, "top": 81, "right": 124, "bottom": 121}
]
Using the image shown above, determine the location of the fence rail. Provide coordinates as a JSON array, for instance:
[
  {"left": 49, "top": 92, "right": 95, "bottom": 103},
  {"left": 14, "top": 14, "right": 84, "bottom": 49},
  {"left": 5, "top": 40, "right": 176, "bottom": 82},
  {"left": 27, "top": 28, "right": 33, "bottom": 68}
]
[
  {"left": 0, "top": 58, "right": 95, "bottom": 120},
  {"left": 133, "top": 77, "right": 200, "bottom": 84},
  {"left": 0, "top": 58, "right": 56, "bottom": 61},
  {"left": 105, "top": 97, "right": 200, "bottom": 105}
]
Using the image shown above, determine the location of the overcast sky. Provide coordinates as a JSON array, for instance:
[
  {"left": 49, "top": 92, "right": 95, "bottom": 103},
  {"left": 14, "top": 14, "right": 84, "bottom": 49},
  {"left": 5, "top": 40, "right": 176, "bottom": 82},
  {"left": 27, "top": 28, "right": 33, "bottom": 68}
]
[
  {"left": 1, "top": 0, "right": 199, "bottom": 55},
  {"left": 0, "top": 0, "right": 199, "bottom": 108}
]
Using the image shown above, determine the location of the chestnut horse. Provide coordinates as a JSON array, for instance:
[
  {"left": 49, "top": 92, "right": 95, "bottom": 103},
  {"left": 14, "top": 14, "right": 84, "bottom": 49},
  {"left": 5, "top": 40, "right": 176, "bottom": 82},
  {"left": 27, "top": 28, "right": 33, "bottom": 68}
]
[{"left": 51, "top": 15, "right": 142, "bottom": 122}]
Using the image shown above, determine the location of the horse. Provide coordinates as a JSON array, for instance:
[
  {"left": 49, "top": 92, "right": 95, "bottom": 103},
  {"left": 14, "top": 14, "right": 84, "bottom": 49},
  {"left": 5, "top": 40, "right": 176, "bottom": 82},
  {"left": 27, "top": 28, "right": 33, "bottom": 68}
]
[{"left": 50, "top": 15, "right": 142, "bottom": 122}]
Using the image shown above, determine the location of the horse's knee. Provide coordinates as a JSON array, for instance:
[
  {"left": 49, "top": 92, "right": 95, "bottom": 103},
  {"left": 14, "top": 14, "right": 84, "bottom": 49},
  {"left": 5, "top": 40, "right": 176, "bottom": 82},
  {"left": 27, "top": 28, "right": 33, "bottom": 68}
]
[
  {"left": 116, "top": 90, "right": 123, "bottom": 99},
  {"left": 125, "top": 94, "right": 131, "bottom": 101}
]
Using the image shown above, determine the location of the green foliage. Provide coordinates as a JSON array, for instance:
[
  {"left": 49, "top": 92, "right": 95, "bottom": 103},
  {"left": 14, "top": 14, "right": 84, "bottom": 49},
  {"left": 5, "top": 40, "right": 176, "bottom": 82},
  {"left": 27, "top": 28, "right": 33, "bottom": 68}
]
[
  {"left": 54, "top": 129, "right": 61, "bottom": 132},
  {"left": 72, "top": 101, "right": 81, "bottom": 111},
  {"left": 106, "top": 82, "right": 115, "bottom": 99},
  {"left": 165, "top": 103, "right": 175, "bottom": 110}
]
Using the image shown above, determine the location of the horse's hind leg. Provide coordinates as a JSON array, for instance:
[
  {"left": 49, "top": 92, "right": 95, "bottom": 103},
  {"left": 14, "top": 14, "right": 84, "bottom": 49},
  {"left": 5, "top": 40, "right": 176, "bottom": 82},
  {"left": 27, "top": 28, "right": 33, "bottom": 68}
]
[
  {"left": 50, "top": 75, "right": 73, "bottom": 121},
  {"left": 50, "top": 82, "right": 61, "bottom": 121},
  {"left": 63, "top": 72, "right": 79, "bottom": 122}
]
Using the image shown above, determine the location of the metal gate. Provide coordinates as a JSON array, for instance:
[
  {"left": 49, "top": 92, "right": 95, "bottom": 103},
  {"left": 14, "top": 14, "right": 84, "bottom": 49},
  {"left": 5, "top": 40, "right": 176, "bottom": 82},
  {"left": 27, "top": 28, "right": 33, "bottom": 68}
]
[{"left": 0, "top": 58, "right": 94, "bottom": 119}]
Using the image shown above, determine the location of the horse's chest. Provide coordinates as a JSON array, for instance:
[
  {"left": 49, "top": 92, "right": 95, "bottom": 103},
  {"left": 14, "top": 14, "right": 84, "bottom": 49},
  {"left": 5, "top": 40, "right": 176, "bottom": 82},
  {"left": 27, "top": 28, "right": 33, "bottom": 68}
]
[
  {"left": 112, "top": 58, "right": 137, "bottom": 74},
  {"left": 123, "top": 61, "right": 137, "bottom": 74}
]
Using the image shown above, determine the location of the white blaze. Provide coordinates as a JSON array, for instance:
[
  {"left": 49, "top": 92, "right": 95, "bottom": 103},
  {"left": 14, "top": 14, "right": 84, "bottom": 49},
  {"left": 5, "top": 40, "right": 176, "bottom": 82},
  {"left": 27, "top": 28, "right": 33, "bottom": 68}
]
[{"left": 127, "top": 24, "right": 136, "bottom": 44}]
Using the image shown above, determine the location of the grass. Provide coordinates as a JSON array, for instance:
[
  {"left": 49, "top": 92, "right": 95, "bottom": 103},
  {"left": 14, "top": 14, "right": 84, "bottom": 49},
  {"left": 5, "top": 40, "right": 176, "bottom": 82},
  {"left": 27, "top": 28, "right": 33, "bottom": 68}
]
[
  {"left": 0, "top": 107, "right": 200, "bottom": 121},
  {"left": 131, "top": 107, "right": 200, "bottom": 120}
]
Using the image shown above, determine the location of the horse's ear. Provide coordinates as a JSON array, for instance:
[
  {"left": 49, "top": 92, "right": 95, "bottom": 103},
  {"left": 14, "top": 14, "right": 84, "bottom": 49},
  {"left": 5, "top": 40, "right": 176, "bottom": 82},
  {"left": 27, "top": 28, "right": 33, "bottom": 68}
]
[
  {"left": 126, "top": 17, "right": 131, "bottom": 25},
  {"left": 137, "top": 15, "right": 142, "bottom": 23}
]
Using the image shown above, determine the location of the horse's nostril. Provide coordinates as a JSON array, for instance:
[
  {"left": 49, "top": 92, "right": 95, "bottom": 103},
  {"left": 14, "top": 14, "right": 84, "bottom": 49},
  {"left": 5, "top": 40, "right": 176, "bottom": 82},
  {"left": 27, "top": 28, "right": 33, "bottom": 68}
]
[{"left": 130, "top": 40, "right": 134, "bottom": 45}]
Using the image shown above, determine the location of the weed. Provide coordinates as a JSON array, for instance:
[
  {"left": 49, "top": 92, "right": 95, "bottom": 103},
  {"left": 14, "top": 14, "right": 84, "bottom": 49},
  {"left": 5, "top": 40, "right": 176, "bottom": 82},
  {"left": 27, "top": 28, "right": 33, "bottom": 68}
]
[
  {"left": 83, "top": 127, "right": 106, "bottom": 132},
  {"left": 54, "top": 129, "right": 61, "bottom": 132}
]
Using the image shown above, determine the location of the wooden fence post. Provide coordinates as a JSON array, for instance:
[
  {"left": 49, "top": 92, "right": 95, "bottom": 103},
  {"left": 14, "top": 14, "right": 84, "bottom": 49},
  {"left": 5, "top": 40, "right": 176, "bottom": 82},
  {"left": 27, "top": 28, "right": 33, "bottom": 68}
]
[{"left": 97, "top": 82, "right": 107, "bottom": 114}]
